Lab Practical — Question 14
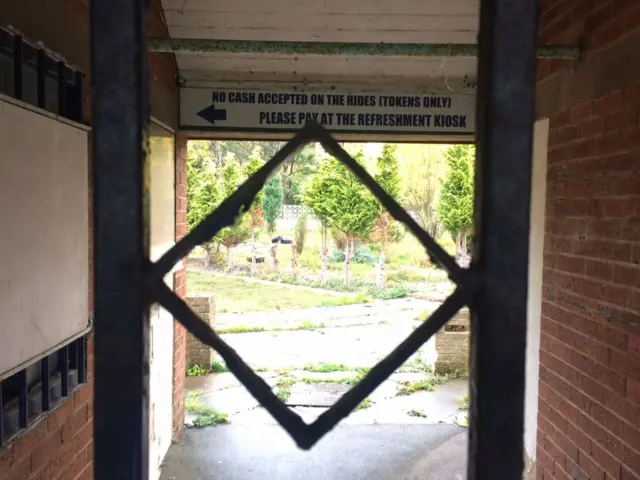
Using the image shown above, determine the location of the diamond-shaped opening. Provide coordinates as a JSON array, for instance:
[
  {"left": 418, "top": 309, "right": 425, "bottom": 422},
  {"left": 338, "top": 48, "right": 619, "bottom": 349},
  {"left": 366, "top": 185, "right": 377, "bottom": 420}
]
[{"left": 150, "top": 123, "right": 475, "bottom": 452}]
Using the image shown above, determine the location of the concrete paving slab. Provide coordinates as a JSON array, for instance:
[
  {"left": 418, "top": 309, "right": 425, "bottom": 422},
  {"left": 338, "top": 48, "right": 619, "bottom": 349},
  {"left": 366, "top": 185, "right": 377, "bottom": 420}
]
[{"left": 160, "top": 424, "right": 467, "bottom": 480}]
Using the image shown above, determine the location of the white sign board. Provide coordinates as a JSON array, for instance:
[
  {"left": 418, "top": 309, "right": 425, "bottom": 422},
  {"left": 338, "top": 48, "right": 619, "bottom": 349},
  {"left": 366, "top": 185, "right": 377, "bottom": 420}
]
[{"left": 181, "top": 88, "right": 475, "bottom": 135}]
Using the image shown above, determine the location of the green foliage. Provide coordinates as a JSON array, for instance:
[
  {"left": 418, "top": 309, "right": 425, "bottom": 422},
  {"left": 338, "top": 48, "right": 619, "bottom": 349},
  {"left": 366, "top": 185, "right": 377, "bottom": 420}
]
[
  {"left": 281, "top": 145, "right": 320, "bottom": 204},
  {"left": 186, "top": 364, "right": 209, "bottom": 376},
  {"left": 437, "top": 145, "right": 475, "bottom": 237},
  {"left": 303, "top": 362, "right": 350, "bottom": 373},
  {"left": 397, "top": 379, "right": 437, "bottom": 395},
  {"left": 328, "top": 247, "right": 377, "bottom": 265},
  {"left": 186, "top": 143, "right": 220, "bottom": 233},
  {"left": 262, "top": 173, "right": 284, "bottom": 233},
  {"left": 294, "top": 212, "right": 308, "bottom": 254},
  {"left": 216, "top": 163, "right": 251, "bottom": 249},
  {"left": 210, "top": 361, "right": 229, "bottom": 373},
  {"left": 374, "top": 145, "right": 402, "bottom": 202},
  {"left": 407, "top": 409, "right": 428, "bottom": 418},
  {"left": 368, "top": 283, "right": 409, "bottom": 300}
]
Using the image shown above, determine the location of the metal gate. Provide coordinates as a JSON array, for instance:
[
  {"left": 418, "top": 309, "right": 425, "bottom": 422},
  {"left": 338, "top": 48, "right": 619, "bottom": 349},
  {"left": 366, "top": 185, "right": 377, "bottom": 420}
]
[{"left": 90, "top": 0, "right": 539, "bottom": 478}]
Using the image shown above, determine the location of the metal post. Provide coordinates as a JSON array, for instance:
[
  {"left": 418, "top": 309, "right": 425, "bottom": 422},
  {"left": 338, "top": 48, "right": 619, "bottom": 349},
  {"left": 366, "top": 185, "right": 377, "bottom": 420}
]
[
  {"left": 468, "top": 0, "right": 537, "bottom": 478},
  {"left": 90, "top": 0, "right": 150, "bottom": 478}
]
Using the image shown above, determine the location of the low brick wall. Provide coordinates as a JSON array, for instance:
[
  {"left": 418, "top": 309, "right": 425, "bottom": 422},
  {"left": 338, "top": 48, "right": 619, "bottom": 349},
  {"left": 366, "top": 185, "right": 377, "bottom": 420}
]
[
  {"left": 186, "top": 295, "right": 216, "bottom": 368},
  {"left": 434, "top": 308, "right": 470, "bottom": 375}
]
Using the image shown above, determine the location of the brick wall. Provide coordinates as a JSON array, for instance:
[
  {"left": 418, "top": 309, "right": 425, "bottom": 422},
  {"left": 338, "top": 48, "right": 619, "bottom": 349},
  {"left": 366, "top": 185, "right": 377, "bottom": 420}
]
[
  {"left": 172, "top": 134, "right": 188, "bottom": 440},
  {"left": 0, "top": 0, "right": 179, "bottom": 478},
  {"left": 0, "top": 338, "right": 94, "bottom": 480},
  {"left": 186, "top": 296, "right": 217, "bottom": 368},
  {"left": 536, "top": 1, "right": 640, "bottom": 479}
]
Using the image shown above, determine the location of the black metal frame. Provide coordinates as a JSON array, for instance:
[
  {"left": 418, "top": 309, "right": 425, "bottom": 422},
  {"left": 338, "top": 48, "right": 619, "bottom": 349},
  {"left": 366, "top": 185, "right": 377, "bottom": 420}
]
[{"left": 90, "top": 0, "right": 538, "bottom": 478}]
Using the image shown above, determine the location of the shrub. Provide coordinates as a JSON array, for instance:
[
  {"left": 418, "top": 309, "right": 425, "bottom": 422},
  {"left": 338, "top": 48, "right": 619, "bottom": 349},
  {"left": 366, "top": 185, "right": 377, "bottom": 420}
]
[
  {"left": 299, "top": 246, "right": 321, "bottom": 270},
  {"left": 328, "top": 246, "right": 377, "bottom": 265},
  {"left": 368, "top": 283, "right": 410, "bottom": 300},
  {"left": 294, "top": 212, "right": 308, "bottom": 254}
]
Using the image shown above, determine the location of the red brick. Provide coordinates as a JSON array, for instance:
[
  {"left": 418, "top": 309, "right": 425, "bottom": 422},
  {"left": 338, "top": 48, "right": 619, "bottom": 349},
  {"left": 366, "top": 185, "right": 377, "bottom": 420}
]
[
  {"left": 31, "top": 430, "right": 62, "bottom": 472},
  {"left": 622, "top": 423, "right": 640, "bottom": 453},
  {"left": 591, "top": 440, "right": 622, "bottom": 479},
  {"left": 630, "top": 335, "right": 640, "bottom": 356},
  {"left": 9, "top": 456, "right": 31, "bottom": 480},
  {"left": 49, "top": 442, "right": 76, "bottom": 480},
  {"left": 606, "top": 106, "right": 639, "bottom": 131},
  {"left": 586, "top": 260, "right": 614, "bottom": 280},
  {"left": 54, "top": 448, "right": 87, "bottom": 480},
  {"left": 594, "top": 91, "right": 624, "bottom": 115},
  {"left": 627, "top": 378, "right": 640, "bottom": 404},
  {"left": 594, "top": 362, "right": 627, "bottom": 396},
  {"left": 621, "top": 466, "right": 640, "bottom": 480},
  {"left": 74, "top": 384, "right": 92, "bottom": 408},
  {"left": 613, "top": 265, "right": 640, "bottom": 287},
  {"left": 545, "top": 437, "right": 568, "bottom": 470},
  {"left": 575, "top": 240, "right": 631, "bottom": 262},
  {"left": 598, "top": 198, "right": 636, "bottom": 218},
  {"left": 599, "top": 283, "right": 629, "bottom": 309},
  {"left": 580, "top": 116, "right": 606, "bottom": 137},
  {"left": 74, "top": 419, "right": 93, "bottom": 451},
  {"left": 538, "top": 443, "right": 556, "bottom": 477},
  {"left": 12, "top": 421, "right": 48, "bottom": 459},
  {"left": 571, "top": 102, "right": 594, "bottom": 122},
  {"left": 0, "top": 447, "right": 13, "bottom": 477},
  {"left": 578, "top": 412, "right": 609, "bottom": 447},
  {"left": 593, "top": 130, "right": 624, "bottom": 156},
  {"left": 611, "top": 349, "right": 640, "bottom": 381},
  {"left": 47, "top": 398, "right": 75, "bottom": 433},
  {"left": 590, "top": 403, "right": 624, "bottom": 437},
  {"left": 578, "top": 450, "right": 605, "bottom": 480},
  {"left": 606, "top": 433, "right": 640, "bottom": 474},
  {"left": 76, "top": 463, "right": 93, "bottom": 480},
  {"left": 62, "top": 405, "right": 88, "bottom": 444},
  {"left": 568, "top": 421, "right": 592, "bottom": 454}
]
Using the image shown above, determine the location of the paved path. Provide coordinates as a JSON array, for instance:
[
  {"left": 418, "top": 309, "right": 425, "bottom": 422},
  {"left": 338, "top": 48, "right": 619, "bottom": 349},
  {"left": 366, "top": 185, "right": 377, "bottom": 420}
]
[{"left": 160, "top": 424, "right": 467, "bottom": 480}]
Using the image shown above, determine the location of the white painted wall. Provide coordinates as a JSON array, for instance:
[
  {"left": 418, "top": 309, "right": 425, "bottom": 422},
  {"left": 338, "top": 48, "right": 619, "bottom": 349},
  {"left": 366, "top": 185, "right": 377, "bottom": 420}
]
[
  {"left": 524, "top": 118, "right": 549, "bottom": 463},
  {"left": 148, "top": 123, "right": 176, "bottom": 480},
  {"left": 0, "top": 96, "right": 89, "bottom": 378}
]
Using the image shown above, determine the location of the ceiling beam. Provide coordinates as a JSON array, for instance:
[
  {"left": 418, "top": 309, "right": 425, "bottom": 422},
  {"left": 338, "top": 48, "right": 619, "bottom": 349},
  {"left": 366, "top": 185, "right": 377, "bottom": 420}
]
[{"left": 148, "top": 38, "right": 580, "bottom": 60}]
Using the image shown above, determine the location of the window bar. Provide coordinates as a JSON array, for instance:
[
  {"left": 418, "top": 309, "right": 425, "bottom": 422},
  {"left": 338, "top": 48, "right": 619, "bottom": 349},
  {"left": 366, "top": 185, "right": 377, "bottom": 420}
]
[
  {"left": 41, "top": 356, "right": 50, "bottom": 411},
  {"left": 0, "top": 383, "right": 4, "bottom": 447},
  {"left": 18, "top": 370, "right": 28, "bottom": 428},
  {"left": 90, "top": 0, "right": 151, "bottom": 477},
  {"left": 77, "top": 336, "right": 87, "bottom": 384},
  {"left": 59, "top": 345, "right": 69, "bottom": 397},
  {"left": 468, "top": 0, "right": 538, "bottom": 478},
  {"left": 57, "top": 61, "right": 67, "bottom": 118},
  {"left": 74, "top": 71, "right": 84, "bottom": 122},
  {"left": 37, "top": 49, "right": 46, "bottom": 109},
  {"left": 13, "top": 35, "right": 23, "bottom": 101}
]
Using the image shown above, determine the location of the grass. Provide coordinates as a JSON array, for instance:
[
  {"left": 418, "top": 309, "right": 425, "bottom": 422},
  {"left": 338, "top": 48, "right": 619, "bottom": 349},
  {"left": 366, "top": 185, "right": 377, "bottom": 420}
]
[
  {"left": 275, "top": 377, "right": 296, "bottom": 388},
  {"left": 300, "top": 377, "right": 354, "bottom": 385},
  {"left": 185, "top": 391, "right": 229, "bottom": 428},
  {"left": 407, "top": 409, "right": 428, "bottom": 418},
  {"left": 318, "top": 292, "right": 372, "bottom": 307},
  {"left": 303, "top": 362, "right": 350, "bottom": 373},
  {"left": 397, "top": 379, "right": 437, "bottom": 395},
  {"left": 188, "top": 271, "right": 366, "bottom": 313},
  {"left": 217, "top": 325, "right": 267, "bottom": 334}
]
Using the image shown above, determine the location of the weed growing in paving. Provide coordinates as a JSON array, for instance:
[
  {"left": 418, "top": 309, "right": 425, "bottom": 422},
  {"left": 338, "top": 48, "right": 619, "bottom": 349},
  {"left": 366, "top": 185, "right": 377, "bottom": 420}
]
[
  {"left": 297, "top": 320, "right": 326, "bottom": 331},
  {"left": 303, "top": 362, "right": 350, "bottom": 373},
  {"left": 275, "top": 377, "right": 297, "bottom": 388},
  {"left": 276, "top": 388, "right": 292, "bottom": 403},
  {"left": 457, "top": 394, "right": 470, "bottom": 410},
  {"left": 397, "top": 379, "right": 437, "bottom": 395},
  {"left": 185, "top": 391, "right": 229, "bottom": 428},
  {"left": 210, "top": 361, "right": 229, "bottom": 373},
  {"left": 301, "top": 377, "right": 354, "bottom": 385},
  {"left": 186, "top": 364, "right": 209, "bottom": 376},
  {"left": 355, "top": 398, "right": 373, "bottom": 410},
  {"left": 407, "top": 409, "right": 428, "bottom": 418},
  {"left": 217, "top": 325, "right": 267, "bottom": 334}
]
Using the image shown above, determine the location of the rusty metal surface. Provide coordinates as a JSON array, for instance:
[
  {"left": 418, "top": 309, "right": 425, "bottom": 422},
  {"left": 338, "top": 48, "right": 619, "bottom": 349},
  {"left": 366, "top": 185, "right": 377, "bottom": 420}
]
[
  {"left": 467, "top": 0, "right": 538, "bottom": 478},
  {"left": 90, "top": 0, "right": 150, "bottom": 478},
  {"left": 147, "top": 38, "right": 579, "bottom": 60}
]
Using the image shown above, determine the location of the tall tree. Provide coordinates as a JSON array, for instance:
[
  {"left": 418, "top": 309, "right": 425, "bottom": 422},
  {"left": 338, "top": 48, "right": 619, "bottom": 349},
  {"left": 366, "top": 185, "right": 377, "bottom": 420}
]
[
  {"left": 303, "top": 161, "right": 335, "bottom": 284},
  {"left": 373, "top": 144, "right": 403, "bottom": 289},
  {"left": 437, "top": 145, "right": 475, "bottom": 254},
  {"left": 323, "top": 156, "right": 379, "bottom": 288},
  {"left": 280, "top": 145, "right": 320, "bottom": 204},
  {"left": 243, "top": 149, "right": 265, "bottom": 275},
  {"left": 262, "top": 173, "right": 284, "bottom": 234},
  {"left": 187, "top": 142, "right": 221, "bottom": 268},
  {"left": 216, "top": 162, "right": 251, "bottom": 270}
]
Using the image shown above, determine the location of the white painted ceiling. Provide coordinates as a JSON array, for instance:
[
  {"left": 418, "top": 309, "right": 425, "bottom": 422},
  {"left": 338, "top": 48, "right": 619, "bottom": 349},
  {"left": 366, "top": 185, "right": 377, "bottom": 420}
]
[{"left": 161, "top": 0, "right": 479, "bottom": 93}]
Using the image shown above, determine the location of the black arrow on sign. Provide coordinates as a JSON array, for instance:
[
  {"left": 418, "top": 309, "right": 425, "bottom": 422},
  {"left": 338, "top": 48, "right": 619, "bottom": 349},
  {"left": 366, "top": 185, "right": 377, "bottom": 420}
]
[{"left": 197, "top": 103, "right": 227, "bottom": 125}]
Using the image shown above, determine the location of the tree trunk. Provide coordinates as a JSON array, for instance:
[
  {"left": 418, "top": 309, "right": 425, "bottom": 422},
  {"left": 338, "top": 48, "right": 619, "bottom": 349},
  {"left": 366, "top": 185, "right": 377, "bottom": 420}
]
[
  {"left": 270, "top": 244, "right": 279, "bottom": 273},
  {"left": 461, "top": 231, "right": 468, "bottom": 255},
  {"left": 204, "top": 244, "right": 213, "bottom": 269},
  {"left": 320, "top": 226, "right": 328, "bottom": 284},
  {"left": 291, "top": 243, "right": 297, "bottom": 278},
  {"left": 376, "top": 250, "right": 385, "bottom": 290},
  {"left": 226, "top": 247, "right": 233, "bottom": 272},
  {"left": 344, "top": 237, "right": 352, "bottom": 288},
  {"left": 250, "top": 229, "right": 257, "bottom": 277},
  {"left": 455, "top": 230, "right": 462, "bottom": 252}
]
